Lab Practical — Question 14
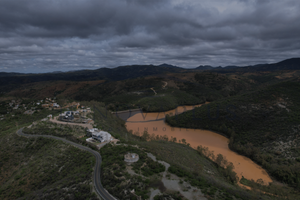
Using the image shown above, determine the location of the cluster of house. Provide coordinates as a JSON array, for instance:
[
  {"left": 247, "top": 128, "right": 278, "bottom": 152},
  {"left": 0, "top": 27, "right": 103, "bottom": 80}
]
[
  {"left": 8, "top": 99, "right": 23, "bottom": 110},
  {"left": 86, "top": 128, "right": 112, "bottom": 143},
  {"left": 6, "top": 99, "right": 83, "bottom": 113},
  {"left": 5, "top": 98, "right": 61, "bottom": 115},
  {"left": 42, "top": 103, "right": 60, "bottom": 108},
  {"left": 41, "top": 98, "right": 60, "bottom": 108},
  {"left": 6, "top": 99, "right": 35, "bottom": 114}
]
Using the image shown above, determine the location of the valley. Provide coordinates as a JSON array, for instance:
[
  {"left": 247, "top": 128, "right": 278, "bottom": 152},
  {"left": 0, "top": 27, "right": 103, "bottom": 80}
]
[
  {"left": 1, "top": 58, "right": 300, "bottom": 199},
  {"left": 125, "top": 105, "right": 273, "bottom": 185}
]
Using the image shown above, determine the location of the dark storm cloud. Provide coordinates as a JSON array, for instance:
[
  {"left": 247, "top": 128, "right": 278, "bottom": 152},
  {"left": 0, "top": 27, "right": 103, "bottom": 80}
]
[{"left": 0, "top": 0, "right": 299, "bottom": 73}]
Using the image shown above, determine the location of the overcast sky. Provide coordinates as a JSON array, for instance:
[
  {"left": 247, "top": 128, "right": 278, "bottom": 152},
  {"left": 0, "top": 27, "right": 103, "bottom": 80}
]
[{"left": 0, "top": 0, "right": 299, "bottom": 73}]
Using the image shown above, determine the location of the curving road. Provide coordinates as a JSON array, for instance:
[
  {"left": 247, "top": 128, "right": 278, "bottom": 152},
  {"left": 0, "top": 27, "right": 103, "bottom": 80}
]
[{"left": 17, "top": 128, "right": 116, "bottom": 200}]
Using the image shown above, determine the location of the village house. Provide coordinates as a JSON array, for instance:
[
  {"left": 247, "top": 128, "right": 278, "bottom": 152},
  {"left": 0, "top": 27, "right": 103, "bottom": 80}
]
[
  {"left": 53, "top": 103, "right": 60, "bottom": 107},
  {"left": 86, "top": 128, "right": 112, "bottom": 142},
  {"left": 86, "top": 128, "right": 99, "bottom": 137},
  {"left": 59, "top": 111, "right": 74, "bottom": 120}
]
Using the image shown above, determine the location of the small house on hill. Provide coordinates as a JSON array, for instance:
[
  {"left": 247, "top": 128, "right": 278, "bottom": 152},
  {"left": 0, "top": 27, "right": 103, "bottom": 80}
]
[{"left": 87, "top": 128, "right": 112, "bottom": 142}]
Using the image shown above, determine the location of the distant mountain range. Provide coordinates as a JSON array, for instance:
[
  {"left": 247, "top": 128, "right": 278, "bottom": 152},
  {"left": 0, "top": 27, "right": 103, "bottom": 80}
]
[
  {"left": 212, "top": 58, "right": 300, "bottom": 73},
  {"left": 158, "top": 63, "right": 180, "bottom": 68},
  {"left": 0, "top": 58, "right": 300, "bottom": 90},
  {"left": 195, "top": 65, "right": 214, "bottom": 70},
  {"left": 0, "top": 72, "right": 23, "bottom": 77}
]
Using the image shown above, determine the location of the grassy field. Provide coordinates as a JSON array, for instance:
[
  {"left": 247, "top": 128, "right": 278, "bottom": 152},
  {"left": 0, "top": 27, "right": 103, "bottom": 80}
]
[{"left": 100, "top": 144, "right": 166, "bottom": 199}]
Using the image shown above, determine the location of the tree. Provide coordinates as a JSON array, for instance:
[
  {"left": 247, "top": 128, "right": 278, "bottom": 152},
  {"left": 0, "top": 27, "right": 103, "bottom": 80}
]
[
  {"left": 141, "top": 131, "right": 150, "bottom": 141},
  {"left": 216, "top": 154, "right": 224, "bottom": 166}
]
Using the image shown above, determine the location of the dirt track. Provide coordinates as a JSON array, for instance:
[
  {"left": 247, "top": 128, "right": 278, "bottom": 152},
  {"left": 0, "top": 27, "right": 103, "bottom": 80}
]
[{"left": 49, "top": 117, "right": 94, "bottom": 129}]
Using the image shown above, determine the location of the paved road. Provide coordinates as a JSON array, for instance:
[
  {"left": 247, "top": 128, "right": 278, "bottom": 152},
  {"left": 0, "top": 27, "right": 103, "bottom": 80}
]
[{"left": 17, "top": 128, "right": 116, "bottom": 200}]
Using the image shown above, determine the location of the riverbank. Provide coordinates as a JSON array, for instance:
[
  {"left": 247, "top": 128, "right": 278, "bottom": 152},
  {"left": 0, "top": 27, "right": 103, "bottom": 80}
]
[{"left": 125, "top": 104, "right": 273, "bottom": 185}]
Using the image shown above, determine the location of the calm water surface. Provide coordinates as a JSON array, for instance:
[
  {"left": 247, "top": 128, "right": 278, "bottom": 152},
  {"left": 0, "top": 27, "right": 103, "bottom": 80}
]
[{"left": 125, "top": 105, "right": 272, "bottom": 184}]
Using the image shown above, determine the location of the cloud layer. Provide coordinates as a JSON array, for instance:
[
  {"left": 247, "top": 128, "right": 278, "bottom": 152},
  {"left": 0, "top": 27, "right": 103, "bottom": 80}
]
[{"left": 0, "top": 0, "right": 300, "bottom": 72}]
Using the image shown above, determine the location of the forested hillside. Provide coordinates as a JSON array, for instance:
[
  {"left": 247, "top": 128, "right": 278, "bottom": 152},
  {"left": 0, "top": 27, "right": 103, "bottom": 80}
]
[{"left": 166, "top": 80, "right": 300, "bottom": 187}]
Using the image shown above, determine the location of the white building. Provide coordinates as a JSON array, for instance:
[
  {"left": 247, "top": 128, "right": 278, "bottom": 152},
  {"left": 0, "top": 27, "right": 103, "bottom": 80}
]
[
  {"left": 53, "top": 103, "right": 60, "bottom": 108},
  {"left": 87, "top": 128, "right": 98, "bottom": 132},
  {"left": 60, "top": 111, "right": 72, "bottom": 117},
  {"left": 86, "top": 128, "right": 98, "bottom": 137},
  {"left": 90, "top": 130, "right": 112, "bottom": 142},
  {"left": 59, "top": 111, "right": 75, "bottom": 120}
]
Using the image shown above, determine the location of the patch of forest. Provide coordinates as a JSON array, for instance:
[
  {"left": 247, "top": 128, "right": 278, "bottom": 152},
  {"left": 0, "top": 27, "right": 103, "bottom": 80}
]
[
  {"left": 166, "top": 80, "right": 300, "bottom": 188},
  {"left": 0, "top": 133, "right": 97, "bottom": 200}
]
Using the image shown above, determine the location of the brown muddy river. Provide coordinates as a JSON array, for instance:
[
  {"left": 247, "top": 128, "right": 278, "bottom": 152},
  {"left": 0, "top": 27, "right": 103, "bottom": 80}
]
[{"left": 125, "top": 105, "right": 272, "bottom": 184}]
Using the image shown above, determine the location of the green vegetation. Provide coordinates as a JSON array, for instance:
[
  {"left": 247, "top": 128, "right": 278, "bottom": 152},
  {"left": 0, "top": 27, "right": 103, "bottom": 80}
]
[
  {"left": 22, "top": 121, "right": 98, "bottom": 151},
  {"left": 96, "top": 71, "right": 288, "bottom": 112},
  {"left": 136, "top": 90, "right": 202, "bottom": 112},
  {"left": 2, "top": 64, "right": 300, "bottom": 199},
  {"left": 137, "top": 139, "right": 257, "bottom": 199},
  {"left": 153, "top": 192, "right": 185, "bottom": 200},
  {"left": 98, "top": 85, "right": 203, "bottom": 112},
  {"left": 132, "top": 155, "right": 165, "bottom": 177},
  {"left": 83, "top": 101, "right": 129, "bottom": 140},
  {"left": 0, "top": 131, "right": 97, "bottom": 200},
  {"left": 0, "top": 102, "right": 7, "bottom": 114},
  {"left": 87, "top": 101, "right": 299, "bottom": 199},
  {"left": 100, "top": 144, "right": 165, "bottom": 199},
  {"left": 0, "top": 103, "right": 98, "bottom": 200},
  {"left": 166, "top": 80, "right": 300, "bottom": 189},
  {"left": 23, "top": 121, "right": 86, "bottom": 138}
]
